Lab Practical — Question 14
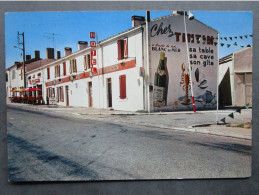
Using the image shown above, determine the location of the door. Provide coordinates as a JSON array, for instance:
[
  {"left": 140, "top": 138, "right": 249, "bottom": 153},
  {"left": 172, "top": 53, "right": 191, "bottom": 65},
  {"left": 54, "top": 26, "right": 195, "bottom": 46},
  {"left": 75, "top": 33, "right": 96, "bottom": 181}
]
[
  {"left": 89, "top": 82, "right": 93, "bottom": 107},
  {"left": 107, "top": 78, "right": 112, "bottom": 107},
  {"left": 66, "top": 85, "right": 69, "bottom": 106}
]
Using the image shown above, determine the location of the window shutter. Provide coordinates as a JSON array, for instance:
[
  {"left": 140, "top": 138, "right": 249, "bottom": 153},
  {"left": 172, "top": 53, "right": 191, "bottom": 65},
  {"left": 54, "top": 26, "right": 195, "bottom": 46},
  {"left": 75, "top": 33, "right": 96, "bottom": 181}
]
[
  {"left": 117, "top": 40, "right": 123, "bottom": 60},
  {"left": 75, "top": 59, "right": 77, "bottom": 73},
  {"left": 119, "top": 75, "right": 126, "bottom": 99},
  {"left": 124, "top": 37, "right": 128, "bottom": 59},
  {"left": 70, "top": 60, "right": 72, "bottom": 74},
  {"left": 84, "top": 55, "right": 87, "bottom": 70},
  {"left": 56, "top": 88, "right": 59, "bottom": 102},
  {"left": 87, "top": 54, "right": 91, "bottom": 69},
  {"left": 61, "top": 87, "right": 64, "bottom": 102},
  {"left": 58, "top": 65, "right": 60, "bottom": 77},
  {"left": 47, "top": 68, "right": 50, "bottom": 79},
  {"left": 63, "top": 62, "right": 66, "bottom": 76}
]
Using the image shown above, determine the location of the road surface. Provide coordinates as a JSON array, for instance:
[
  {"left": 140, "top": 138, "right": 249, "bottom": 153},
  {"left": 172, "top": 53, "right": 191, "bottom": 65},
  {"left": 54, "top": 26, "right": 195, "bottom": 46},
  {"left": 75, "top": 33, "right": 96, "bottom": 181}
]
[{"left": 7, "top": 106, "right": 251, "bottom": 181}]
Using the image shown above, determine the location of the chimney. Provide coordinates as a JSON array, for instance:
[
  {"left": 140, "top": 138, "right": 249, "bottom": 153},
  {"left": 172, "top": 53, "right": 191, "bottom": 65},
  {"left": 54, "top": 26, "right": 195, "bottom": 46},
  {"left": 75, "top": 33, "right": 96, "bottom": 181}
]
[
  {"left": 64, "top": 47, "right": 72, "bottom": 56},
  {"left": 46, "top": 48, "right": 55, "bottom": 59},
  {"left": 26, "top": 55, "right": 31, "bottom": 61},
  {"left": 78, "top": 41, "right": 88, "bottom": 50},
  {"left": 173, "top": 11, "right": 187, "bottom": 15},
  {"left": 57, "top": 51, "right": 61, "bottom": 59},
  {"left": 131, "top": 15, "right": 145, "bottom": 27},
  {"left": 34, "top": 50, "right": 40, "bottom": 59}
]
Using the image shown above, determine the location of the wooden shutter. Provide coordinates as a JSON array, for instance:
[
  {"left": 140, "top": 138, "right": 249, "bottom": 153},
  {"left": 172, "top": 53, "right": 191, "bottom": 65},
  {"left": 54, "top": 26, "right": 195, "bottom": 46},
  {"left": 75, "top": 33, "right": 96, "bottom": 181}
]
[
  {"left": 117, "top": 40, "right": 123, "bottom": 60},
  {"left": 74, "top": 59, "right": 77, "bottom": 73},
  {"left": 70, "top": 60, "right": 72, "bottom": 74},
  {"left": 124, "top": 37, "right": 128, "bottom": 59},
  {"left": 61, "top": 87, "right": 64, "bottom": 102},
  {"left": 119, "top": 75, "right": 126, "bottom": 99},
  {"left": 56, "top": 88, "right": 59, "bottom": 102},
  {"left": 47, "top": 68, "right": 50, "bottom": 79},
  {"left": 87, "top": 54, "right": 91, "bottom": 69},
  {"left": 58, "top": 65, "right": 60, "bottom": 77},
  {"left": 84, "top": 55, "right": 87, "bottom": 70},
  {"left": 63, "top": 62, "right": 66, "bottom": 76}
]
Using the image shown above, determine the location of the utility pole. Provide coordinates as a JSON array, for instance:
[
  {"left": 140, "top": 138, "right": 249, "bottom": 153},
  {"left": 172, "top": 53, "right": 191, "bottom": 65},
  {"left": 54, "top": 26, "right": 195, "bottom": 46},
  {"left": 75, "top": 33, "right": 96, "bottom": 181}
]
[{"left": 15, "top": 32, "right": 26, "bottom": 88}]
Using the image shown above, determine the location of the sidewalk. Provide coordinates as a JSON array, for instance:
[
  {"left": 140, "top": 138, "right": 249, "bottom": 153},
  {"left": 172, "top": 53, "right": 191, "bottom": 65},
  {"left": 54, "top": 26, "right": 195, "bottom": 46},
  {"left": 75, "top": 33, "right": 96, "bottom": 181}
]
[{"left": 6, "top": 102, "right": 252, "bottom": 140}]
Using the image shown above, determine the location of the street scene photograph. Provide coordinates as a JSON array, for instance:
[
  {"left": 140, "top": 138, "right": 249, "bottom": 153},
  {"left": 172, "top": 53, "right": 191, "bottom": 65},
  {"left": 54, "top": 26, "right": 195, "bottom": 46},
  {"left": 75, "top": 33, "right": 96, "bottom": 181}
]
[{"left": 5, "top": 10, "right": 252, "bottom": 181}]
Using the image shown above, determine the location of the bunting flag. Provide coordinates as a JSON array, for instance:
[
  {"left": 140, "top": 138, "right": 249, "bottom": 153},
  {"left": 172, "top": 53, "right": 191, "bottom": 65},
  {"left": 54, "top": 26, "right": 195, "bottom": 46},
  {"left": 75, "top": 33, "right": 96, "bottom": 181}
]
[
  {"left": 250, "top": 35, "right": 253, "bottom": 37},
  {"left": 245, "top": 35, "right": 248, "bottom": 38},
  {"left": 214, "top": 42, "right": 218, "bottom": 46},
  {"left": 240, "top": 36, "right": 243, "bottom": 39},
  {"left": 220, "top": 118, "right": 226, "bottom": 123},
  {"left": 229, "top": 37, "right": 233, "bottom": 41},
  {"left": 241, "top": 46, "right": 244, "bottom": 48},
  {"left": 234, "top": 42, "right": 238, "bottom": 46},
  {"left": 234, "top": 36, "right": 238, "bottom": 39},
  {"left": 221, "top": 43, "right": 225, "bottom": 47},
  {"left": 227, "top": 44, "right": 231, "bottom": 48},
  {"left": 236, "top": 108, "right": 241, "bottom": 114},
  {"left": 228, "top": 113, "right": 234, "bottom": 119},
  {"left": 224, "top": 37, "right": 228, "bottom": 41},
  {"left": 220, "top": 37, "right": 223, "bottom": 40},
  {"left": 247, "top": 44, "right": 251, "bottom": 47}
]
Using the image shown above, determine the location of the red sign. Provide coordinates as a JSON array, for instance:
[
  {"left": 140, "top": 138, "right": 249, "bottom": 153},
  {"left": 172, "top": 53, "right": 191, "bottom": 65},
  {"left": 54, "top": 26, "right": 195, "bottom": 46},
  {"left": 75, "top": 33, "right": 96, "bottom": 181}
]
[
  {"left": 90, "top": 41, "right": 96, "bottom": 47},
  {"left": 91, "top": 67, "right": 97, "bottom": 74},
  {"left": 91, "top": 49, "right": 96, "bottom": 56},
  {"left": 89, "top": 32, "right": 95, "bottom": 39},
  {"left": 91, "top": 58, "right": 96, "bottom": 66}
]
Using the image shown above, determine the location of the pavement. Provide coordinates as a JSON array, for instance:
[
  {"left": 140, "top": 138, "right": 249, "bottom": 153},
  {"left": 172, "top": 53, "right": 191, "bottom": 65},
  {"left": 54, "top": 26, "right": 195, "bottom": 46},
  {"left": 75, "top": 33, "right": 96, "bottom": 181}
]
[{"left": 6, "top": 100, "right": 252, "bottom": 140}]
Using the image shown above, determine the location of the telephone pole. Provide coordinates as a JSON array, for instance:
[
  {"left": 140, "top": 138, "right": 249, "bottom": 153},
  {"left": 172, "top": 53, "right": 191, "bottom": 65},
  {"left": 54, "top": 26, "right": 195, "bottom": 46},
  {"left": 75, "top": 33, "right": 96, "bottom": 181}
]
[{"left": 15, "top": 32, "right": 26, "bottom": 88}]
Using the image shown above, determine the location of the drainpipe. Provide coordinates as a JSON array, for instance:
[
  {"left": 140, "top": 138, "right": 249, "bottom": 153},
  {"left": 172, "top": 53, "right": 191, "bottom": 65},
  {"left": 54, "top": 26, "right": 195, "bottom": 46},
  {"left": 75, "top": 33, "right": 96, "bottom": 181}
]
[{"left": 146, "top": 11, "right": 151, "bottom": 113}]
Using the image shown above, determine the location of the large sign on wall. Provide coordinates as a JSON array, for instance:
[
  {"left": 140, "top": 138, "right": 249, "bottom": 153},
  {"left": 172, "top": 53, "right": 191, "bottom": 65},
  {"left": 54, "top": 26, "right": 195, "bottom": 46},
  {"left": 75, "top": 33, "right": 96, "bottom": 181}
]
[{"left": 149, "top": 14, "right": 218, "bottom": 111}]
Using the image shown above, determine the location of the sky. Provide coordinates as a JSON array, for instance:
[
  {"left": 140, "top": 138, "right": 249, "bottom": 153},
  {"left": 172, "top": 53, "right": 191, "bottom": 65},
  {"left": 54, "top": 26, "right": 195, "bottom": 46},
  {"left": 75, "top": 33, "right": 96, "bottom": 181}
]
[{"left": 5, "top": 11, "right": 253, "bottom": 68}]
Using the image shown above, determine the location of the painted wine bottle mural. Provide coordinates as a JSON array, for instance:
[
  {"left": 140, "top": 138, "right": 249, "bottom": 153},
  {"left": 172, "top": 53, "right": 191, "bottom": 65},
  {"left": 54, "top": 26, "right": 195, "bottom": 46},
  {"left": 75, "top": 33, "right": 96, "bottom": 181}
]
[{"left": 154, "top": 52, "right": 168, "bottom": 107}]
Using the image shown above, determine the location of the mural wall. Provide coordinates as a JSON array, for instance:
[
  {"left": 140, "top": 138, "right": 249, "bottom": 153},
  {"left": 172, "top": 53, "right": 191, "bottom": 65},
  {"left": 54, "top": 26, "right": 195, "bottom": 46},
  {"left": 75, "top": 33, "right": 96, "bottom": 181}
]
[{"left": 149, "top": 14, "right": 218, "bottom": 111}]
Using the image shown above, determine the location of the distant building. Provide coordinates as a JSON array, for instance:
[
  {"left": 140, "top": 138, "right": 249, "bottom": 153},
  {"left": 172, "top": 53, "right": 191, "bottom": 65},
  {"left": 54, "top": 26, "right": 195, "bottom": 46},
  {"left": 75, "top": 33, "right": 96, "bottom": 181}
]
[
  {"left": 6, "top": 49, "right": 56, "bottom": 98},
  {"left": 219, "top": 47, "right": 252, "bottom": 107}
]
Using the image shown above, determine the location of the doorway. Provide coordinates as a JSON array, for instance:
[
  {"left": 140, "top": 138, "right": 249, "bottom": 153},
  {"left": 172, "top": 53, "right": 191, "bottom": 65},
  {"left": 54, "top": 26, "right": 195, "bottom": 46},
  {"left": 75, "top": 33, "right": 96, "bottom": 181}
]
[
  {"left": 65, "top": 85, "right": 69, "bottom": 106},
  {"left": 89, "top": 82, "right": 93, "bottom": 107},
  {"left": 107, "top": 78, "right": 112, "bottom": 107}
]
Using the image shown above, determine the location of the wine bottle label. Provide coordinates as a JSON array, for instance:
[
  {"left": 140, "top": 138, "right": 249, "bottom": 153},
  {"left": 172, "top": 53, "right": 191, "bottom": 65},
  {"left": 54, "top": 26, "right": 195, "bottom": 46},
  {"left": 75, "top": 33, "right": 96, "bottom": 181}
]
[{"left": 154, "top": 86, "right": 164, "bottom": 103}]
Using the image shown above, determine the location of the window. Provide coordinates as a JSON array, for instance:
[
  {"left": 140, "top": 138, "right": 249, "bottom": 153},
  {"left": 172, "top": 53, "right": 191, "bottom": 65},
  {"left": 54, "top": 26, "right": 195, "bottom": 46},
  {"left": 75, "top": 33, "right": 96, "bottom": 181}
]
[
  {"left": 47, "top": 68, "right": 50, "bottom": 79},
  {"left": 12, "top": 70, "right": 15, "bottom": 80},
  {"left": 119, "top": 74, "right": 126, "bottom": 99},
  {"left": 56, "top": 87, "right": 64, "bottom": 102},
  {"left": 70, "top": 59, "right": 77, "bottom": 73},
  {"left": 55, "top": 65, "right": 60, "bottom": 77},
  {"left": 6, "top": 73, "right": 8, "bottom": 82},
  {"left": 70, "top": 59, "right": 77, "bottom": 74},
  {"left": 117, "top": 37, "right": 128, "bottom": 60},
  {"left": 84, "top": 54, "right": 91, "bottom": 70}
]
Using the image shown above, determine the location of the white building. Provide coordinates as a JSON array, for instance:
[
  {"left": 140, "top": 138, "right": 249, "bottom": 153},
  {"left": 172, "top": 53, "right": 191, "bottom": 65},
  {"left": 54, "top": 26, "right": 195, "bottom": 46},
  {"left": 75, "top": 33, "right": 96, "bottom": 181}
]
[
  {"left": 25, "top": 12, "right": 219, "bottom": 112},
  {"left": 219, "top": 47, "right": 252, "bottom": 107}
]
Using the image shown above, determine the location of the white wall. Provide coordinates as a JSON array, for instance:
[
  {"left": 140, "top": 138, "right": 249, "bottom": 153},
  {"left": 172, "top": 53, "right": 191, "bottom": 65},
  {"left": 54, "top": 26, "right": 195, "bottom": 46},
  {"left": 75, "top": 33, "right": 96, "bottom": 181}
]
[{"left": 39, "top": 29, "right": 144, "bottom": 111}]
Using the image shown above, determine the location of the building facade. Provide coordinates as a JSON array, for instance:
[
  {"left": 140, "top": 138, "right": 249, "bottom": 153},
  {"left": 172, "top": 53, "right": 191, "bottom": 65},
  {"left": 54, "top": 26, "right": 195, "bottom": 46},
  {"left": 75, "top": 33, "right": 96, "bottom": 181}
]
[
  {"left": 11, "top": 13, "right": 219, "bottom": 112},
  {"left": 219, "top": 47, "right": 252, "bottom": 107}
]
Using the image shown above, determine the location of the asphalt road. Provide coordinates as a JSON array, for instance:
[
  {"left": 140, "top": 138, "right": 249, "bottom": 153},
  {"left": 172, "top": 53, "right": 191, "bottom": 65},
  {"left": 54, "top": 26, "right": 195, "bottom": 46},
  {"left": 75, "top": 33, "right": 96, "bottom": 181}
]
[{"left": 7, "top": 106, "right": 251, "bottom": 182}]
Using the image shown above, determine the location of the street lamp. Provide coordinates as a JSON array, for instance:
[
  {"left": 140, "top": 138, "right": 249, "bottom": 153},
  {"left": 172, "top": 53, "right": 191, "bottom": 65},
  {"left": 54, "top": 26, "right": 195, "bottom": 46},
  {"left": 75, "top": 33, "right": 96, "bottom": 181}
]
[
  {"left": 14, "top": 32, "right": 26, "bottom": 88},
  {"left": 183, "top": 11, "right": 196, "bottom": 112}
]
